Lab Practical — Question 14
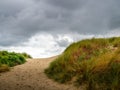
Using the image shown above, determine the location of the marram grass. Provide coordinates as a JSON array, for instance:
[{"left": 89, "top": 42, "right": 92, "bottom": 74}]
[
  {"left": 45, "top": 37, "right": 120, "bottom": 90},
  {"left": 0, "top": 51, "right": 32, "bottom": 72}
]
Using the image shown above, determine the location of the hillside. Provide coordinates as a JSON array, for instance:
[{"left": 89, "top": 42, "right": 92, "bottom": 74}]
[{"left": 45, "top": 37, "right": 120, "bottom": 90}]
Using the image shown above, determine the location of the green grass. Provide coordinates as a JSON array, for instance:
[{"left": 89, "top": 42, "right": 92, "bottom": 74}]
[
  {"left": 20, "top": 52, "right": 32, "bottom": 59},
  {"left": 45, "top": 37, "right": 120, "bottom": 90},
  {"left": 0, "top": 51, "right": 31, "bottom": 73}
]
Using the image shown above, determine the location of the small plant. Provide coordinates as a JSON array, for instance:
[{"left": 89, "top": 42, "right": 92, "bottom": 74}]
[{"left": 0, "top": 64, "right": 9, "bottom": 73}]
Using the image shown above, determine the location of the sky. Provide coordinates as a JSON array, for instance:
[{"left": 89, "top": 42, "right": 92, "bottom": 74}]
[{"left": 0, "top": 0, "right": 120, "bottom": 58}]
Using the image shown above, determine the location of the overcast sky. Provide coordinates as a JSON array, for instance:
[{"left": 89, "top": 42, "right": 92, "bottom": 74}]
[{"left": 0, "top": 0, "right": 120, "bottom": 58}]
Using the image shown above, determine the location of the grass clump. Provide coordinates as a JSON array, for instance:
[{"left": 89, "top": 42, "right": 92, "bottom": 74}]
[
  {"left": 20, "top": 52, "right": 32, "bottom": 59},
  {"left": 0, "top": 64, "right": 9, "bottom": 73},
  {"left": 45, "top": 37, "right": 120, "bottom": 90},
  {"left": 0, "top": 51, "right": 29, "bottom": 72}
]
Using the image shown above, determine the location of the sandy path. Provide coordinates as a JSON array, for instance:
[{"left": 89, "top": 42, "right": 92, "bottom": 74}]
[{"left": 0, "top": 56, "right": 82, "bottom": 90}]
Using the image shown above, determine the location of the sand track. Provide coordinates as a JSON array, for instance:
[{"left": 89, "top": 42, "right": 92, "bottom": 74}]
[{"left": 0, "top": 56, "right": 82, "bottom": 90}]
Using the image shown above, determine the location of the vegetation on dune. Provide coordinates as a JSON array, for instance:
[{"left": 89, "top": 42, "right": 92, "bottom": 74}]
[
  {"left": 19, "top": 52, "right": 32, "bottom": 59},
  {"left": 45, "top": 37, "right": 120, "bottom": 90},
  {"left": 0, "top": 51, "right": 32, "bottom": 73}
]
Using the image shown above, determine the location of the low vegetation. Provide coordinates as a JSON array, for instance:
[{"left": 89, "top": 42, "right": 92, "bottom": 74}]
[
  {"left": 0, "top": 51, "right": 32, "bottom": 73},
  {"left": 19, "top": 52, "right": 32, "bottom": 59},
  {"left": 45, "top": 37, "right": 120, "bottom": 90}
]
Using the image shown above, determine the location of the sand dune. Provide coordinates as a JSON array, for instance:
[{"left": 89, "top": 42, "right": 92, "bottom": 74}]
[{"left": 0, "top": 56, "right": 82, "bottom": 90}]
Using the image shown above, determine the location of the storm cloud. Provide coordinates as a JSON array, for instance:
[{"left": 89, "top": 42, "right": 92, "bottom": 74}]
[{"left": 0, "top": 0, "right": 120, "bottom": 57}]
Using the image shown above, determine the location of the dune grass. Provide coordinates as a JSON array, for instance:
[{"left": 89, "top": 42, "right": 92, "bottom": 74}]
[
  {"left": 20, "top": 52, "right": 32, "bottom": 59},
  {"left": 0, "top": 64, "right": 9, "bottom": 73},
  {"left": 0, "top": 51, "right": 32, "bottom": 73},
  {"left": 45, "top": 37, "right": 120, "bottom": 90}
]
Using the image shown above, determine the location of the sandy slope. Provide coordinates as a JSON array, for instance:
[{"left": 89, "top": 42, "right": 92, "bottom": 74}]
[{"left": 0, "top": 56, "right": 83, "bottom": 90}]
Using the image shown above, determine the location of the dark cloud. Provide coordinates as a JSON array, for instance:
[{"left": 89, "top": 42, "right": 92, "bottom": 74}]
[
  {"left": 109, "top": 15, "right": 120, "bottom": 30},
  {"left": 45, "top": 0, "right": 87, "bottom": 10},
  {"left": 0, "top": 0, "right": 120, "bottom": 47}
]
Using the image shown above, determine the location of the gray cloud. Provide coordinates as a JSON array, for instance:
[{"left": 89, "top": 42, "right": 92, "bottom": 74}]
[
  {"left": 45, "top": 0, "right": 87, "bottom": 10},
  {"left": 55, "top": 36, "right": 72, "bottom": 47},
  {"left": 56, "top": 39, "right": 70, "bottom": 47},
  {"left": 0, "top": 0, "right": 120, "bottom": 47}
]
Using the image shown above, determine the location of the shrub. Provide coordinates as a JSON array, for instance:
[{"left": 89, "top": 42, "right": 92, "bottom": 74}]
[
  {"left": 0, "top": 51, "right": 27, "bottom": 72},
  {"left": 19, "top": 52, "right": 32, "bottom": 59}
]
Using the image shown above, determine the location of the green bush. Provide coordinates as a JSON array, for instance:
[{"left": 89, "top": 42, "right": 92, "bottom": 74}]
[
  {"left": 19, "top": 52, "right": 32, "bottom": 59},
  {"left": 0, "top": 51, "right": 27, "bottom": 72}
]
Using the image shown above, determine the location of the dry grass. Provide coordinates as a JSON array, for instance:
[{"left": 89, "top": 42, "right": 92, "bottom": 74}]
[
  {"left": 45, "top": 37, "right": 120, "bottom": 90},
  {"left": 0, "top": 64, "right": 10, "bottom": 73}
]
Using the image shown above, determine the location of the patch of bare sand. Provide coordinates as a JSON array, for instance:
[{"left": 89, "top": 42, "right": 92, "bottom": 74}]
[{"left": 0, "top": 56, "right": 83, "bottom": 90}]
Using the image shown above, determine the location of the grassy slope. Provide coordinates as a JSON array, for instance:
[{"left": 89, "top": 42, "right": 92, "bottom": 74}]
[
  {"left": 0, "top": 51, "right": 32, "bottom": 73},
  {"left": 45, "top": 37, "right": 120, "bottom": 90}
]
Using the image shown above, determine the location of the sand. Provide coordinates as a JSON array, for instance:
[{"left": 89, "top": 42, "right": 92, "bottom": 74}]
[{"left": 0, "top": 56, "right": 83, "bottom": 90}]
